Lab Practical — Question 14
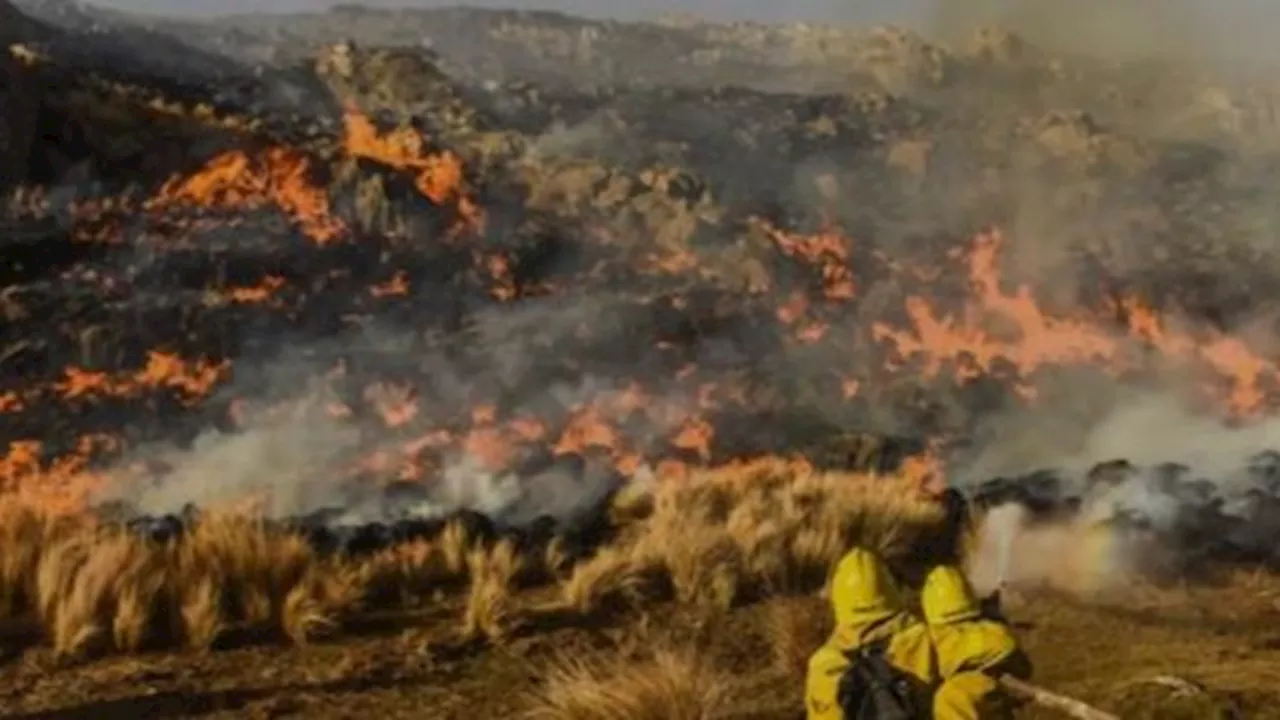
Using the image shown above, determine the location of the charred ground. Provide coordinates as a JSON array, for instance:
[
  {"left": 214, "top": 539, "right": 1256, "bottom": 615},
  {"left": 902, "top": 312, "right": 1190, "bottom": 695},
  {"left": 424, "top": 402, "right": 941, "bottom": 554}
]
[{"left": 4, "top": 1, "right": 1280, "bottom": 717}]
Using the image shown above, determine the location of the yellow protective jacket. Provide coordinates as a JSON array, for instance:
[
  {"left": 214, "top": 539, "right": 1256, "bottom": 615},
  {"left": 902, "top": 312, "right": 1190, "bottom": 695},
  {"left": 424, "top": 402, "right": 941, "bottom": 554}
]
[{"left": 805, "top": 548, "right": 1030, "bottom": 720}]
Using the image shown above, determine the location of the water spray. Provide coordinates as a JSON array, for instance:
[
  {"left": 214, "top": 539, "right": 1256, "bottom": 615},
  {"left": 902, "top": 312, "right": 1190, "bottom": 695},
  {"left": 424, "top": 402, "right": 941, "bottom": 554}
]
[
  {"left": 991, "top": 502, "right": 1025, "bottom": 591},
  {"left": 970, "top": 503, "right": 1122, "bottom": 719}
]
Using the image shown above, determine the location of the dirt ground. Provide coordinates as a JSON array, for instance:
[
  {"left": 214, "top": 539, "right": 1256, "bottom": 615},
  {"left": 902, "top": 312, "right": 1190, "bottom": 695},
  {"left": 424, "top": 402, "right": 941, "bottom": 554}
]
[{"left": 1, "top": 571, "right": 1276, "bottom": 720}]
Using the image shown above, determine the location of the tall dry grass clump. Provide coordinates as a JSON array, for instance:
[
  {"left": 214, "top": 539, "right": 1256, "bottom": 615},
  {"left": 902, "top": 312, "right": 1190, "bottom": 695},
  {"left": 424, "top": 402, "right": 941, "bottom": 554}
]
[
  {"left": 461, "top": 538, "right": 524, "bottom": 642},
  {"left": 557, "top": 457, "right": 944, "bottom": 614},
  {"left": 36, "top": 528, "right": 166, "bottom": 656},
  {"left": 1, "top": 499, "right": 366, "bottom": 657},
  {"left": 0, "top": 501, "right": 84, "bottom": 620},
  {"left": 356, "top": 517, "right": 475, "bottom": 605},
  {"left": 558, "top": 544, "right": 658, "bottom": 615},
  {"left": 164, "top": 513, "right": 364, "bottom": 648},
  {"left": 524, "top": 645, "right": 733, "bottom": 720}
]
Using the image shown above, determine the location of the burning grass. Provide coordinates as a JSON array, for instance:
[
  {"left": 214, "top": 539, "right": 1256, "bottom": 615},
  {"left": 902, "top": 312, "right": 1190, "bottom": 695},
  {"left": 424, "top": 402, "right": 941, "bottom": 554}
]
[{"left": 0, "top": 458, "right": 938, "bottom": 662}]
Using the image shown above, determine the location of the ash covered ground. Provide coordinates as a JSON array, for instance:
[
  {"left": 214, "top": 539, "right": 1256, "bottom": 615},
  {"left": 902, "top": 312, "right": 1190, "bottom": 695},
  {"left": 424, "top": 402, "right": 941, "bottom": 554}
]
[{"left": 6, "top": 0, "right": 1280, "bottom": 571}]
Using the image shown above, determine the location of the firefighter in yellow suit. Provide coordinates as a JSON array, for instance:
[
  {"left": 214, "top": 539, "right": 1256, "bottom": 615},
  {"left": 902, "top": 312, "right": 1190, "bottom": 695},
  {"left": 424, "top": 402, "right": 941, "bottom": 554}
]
[{"left": 805, "top": 492, "right": 1031, "bottom": 719}]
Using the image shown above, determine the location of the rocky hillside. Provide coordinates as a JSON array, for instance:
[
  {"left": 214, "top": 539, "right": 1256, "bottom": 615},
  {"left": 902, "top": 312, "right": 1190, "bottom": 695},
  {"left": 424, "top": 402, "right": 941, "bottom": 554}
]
[{"left": 3, "top": 0, "right": 1280, "bottom": 561}]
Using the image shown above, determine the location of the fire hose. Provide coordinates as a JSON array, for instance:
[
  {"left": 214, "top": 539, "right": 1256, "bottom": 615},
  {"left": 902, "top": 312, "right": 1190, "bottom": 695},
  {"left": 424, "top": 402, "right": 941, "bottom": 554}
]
[
  {"left": 997, "top": 675, "right": 1119, "bottom": 720},
  {"left": 980, "top": 584, "right": 1120, "bottom": 720}
]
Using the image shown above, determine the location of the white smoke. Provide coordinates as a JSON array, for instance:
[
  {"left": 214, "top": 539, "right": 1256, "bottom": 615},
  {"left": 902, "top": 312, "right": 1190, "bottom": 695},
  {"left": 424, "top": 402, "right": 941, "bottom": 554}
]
[
  {"left": 965, "top": 393, "right": 1280, "bottom": 596},
  {"left": 92, "top": 308, "right": 700, "bottom": 529},
  {"left": 327, "top": 453, "right": 622, "bottom": 528},
  {"left": 95, "top": 390, "right": 365, "bottom": 517},
  {"left": 968, "top": 502, "right": 1156, "bottom": 596}
]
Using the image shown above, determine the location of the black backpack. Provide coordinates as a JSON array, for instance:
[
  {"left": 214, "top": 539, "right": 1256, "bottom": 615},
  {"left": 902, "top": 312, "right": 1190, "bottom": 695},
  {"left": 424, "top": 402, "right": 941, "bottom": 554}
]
[{"left": 836, "top": 641, "right": 923, "bottom": 720}]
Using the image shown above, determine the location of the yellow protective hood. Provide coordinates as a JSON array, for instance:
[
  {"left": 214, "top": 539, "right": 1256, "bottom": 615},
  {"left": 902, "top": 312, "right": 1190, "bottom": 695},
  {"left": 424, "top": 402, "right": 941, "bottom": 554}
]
[
  {"left": 920, "top": 564, "right": 982, "bottom": 625},
  {"left": 829, "top": 547, "right": 905, "bottom": 631}
]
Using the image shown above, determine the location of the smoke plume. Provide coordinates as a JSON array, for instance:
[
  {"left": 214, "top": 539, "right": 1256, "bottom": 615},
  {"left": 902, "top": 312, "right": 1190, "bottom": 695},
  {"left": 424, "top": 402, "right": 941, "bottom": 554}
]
[
  {"left": 92, "top": 303, "right": 693, "bottom": 528},
  {"left": 968, "top": 504, "right": 1142, "bottom": 596}
]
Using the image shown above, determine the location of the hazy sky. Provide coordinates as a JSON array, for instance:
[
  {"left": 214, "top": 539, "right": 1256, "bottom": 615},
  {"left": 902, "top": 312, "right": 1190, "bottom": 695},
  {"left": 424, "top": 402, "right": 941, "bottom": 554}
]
[
  {"left": 74, "top": 0, "right": 1280, "bottom": 67},
  {"left": 76, "top": 0, "right": 924, "bottom": 22},
  {"left": 78, "top": 0, "right": 1269, "bottom": 24}
]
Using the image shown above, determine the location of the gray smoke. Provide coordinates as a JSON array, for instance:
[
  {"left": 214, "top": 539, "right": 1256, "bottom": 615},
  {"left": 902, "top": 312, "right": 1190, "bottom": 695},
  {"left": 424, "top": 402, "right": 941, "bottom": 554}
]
[{"left": 92, "top": 304, "right": 697, "bottom": 527}]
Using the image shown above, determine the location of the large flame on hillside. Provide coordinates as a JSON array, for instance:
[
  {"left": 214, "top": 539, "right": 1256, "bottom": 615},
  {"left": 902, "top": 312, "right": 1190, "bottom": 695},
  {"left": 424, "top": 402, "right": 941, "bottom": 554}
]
[
  {"left": 4, "top": 102, "right": 1280, "bottom": 517},
  {"left": 141, "top": 109, "right": 481, "bottom": 245},
  {"left": 873, "top": 230, "right": 1280, "bottom": 413},
  {"left": 147, "top": 147, "right": 348, "bottom": 244},
  {"left": 340, "top": 110, "right": 484, "bottom": 233}
]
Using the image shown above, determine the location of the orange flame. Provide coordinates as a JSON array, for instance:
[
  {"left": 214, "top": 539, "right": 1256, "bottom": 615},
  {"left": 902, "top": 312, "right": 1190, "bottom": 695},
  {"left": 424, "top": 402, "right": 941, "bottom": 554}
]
[
  {"left": 767, "top": 223, "right": 857, "bottom": 300},
  {"left": 370, "top": 271, "right": 410, "bottom": 297},
  {"left": 554, "top": 406, "right": 622, "bottom": 457},
  {"left": 671, "top": 417, "right": 714, "bottom": 461},
  {"left": 341, "top": 110, "right": 485, "bottom": 234},
  {"left": 871, "top": 229, "right": 1280, "bottom": 413},
  {"left": 223, "top": 275, "right": 286, "bottom": 304},
  {"left": 0, "top": 435, "right": 120, "bottom": 513},
  {"left": 365, "top": 382, "right": 418, "bottom": 428},
  {"left": 0, "top": 392, "right": 23, "bottom": 413},
  {"left": 147, "top": 147, "right": 347, "bottom": 244},
  {"left": 52, "top": 352, "right": 227, "bottom": 405}
]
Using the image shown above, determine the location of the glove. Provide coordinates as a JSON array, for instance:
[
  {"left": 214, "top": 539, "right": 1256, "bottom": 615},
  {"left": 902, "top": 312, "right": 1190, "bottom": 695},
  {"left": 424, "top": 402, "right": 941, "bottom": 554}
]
[{"left": 979, "top": 588, "right": 1006, "bottom": 623}]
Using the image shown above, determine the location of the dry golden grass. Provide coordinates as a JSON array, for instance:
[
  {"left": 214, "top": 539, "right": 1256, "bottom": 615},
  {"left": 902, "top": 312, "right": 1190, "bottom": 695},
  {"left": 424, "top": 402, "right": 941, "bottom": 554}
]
[
  {"left": 461, "top": 538, "right": 524, "bottom": 641},
  {"left": 0, "top": 499, "right": 77, "bottom": 618},
  {"left": 357, "top": 535, "right": 467, "bottom": 606},
  {"left": 558, "top": 544, "right": 654, "bottom": 615},
  {"left": 0, "top": 458, "right": 938, "bottom": 663},
  {"left": 763, "top": 595, "right": 832, "bottom": 680},
  {"left": 4, "top": 458, "right": 1279, "bottom": 718},
  {"left": 558, "top": 458, "right": 940, "bottom": 615},
  {"left": 11, "top": 514, "right": 369, "bottom": 658},
  {"left": 522, "top": 645, "right": 734, "bottom": 720}
]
